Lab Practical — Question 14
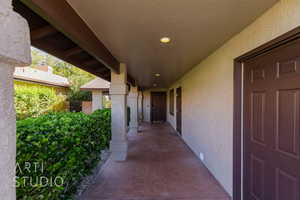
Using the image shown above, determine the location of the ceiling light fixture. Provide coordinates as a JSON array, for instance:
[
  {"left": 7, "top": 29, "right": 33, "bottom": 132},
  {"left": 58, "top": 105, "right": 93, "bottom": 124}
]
[
  {"left": 155, "top": 73, "right": 161, "bottom": 77},
  {"left": 160, "top": 37, "right": 171, "bottom": 43}
]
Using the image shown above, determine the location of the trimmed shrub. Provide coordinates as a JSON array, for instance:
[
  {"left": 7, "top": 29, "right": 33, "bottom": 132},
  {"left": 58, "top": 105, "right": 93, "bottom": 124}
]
[{"left": 16, "top": 109, "right": 111, "bottom": 199}]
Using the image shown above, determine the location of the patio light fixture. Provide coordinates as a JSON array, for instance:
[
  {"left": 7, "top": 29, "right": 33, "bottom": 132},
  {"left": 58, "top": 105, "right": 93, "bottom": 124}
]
[{"left": 160, "top": 37, "right": 171, "bottom": 43}]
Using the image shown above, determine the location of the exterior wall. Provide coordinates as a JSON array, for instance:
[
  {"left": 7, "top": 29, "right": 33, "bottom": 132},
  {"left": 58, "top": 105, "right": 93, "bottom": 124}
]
[
  {"left": 82, "top": 95, "right": 111, "bottom": 114},
  {"left": 142, "top": 88, "right": 167, "bottom": 122},
  {"left": 82, "top": 101, "right": 92, "bottom": 114},
  {"left": 166, "top": 0, "right": 300, "bottom": 196},
  {"left": 92, "top": 90, "right": 103, "bottom": 111}
]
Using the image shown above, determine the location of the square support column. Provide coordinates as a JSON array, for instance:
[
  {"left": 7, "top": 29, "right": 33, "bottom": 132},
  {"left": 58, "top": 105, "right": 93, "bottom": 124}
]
[
  {"left": 138, "top": 90, "right": 144, "bottom": 122},
  {"left": 128, "top": 86, "right": 139, "bottom": 134},
  {"left": 92, "top": 90, "right": 103, "bottom": 111},
  {"left": 109, "top": 63, "right": 128, "bottom": 161},
  {"left": 0, "top": 1, "right": 31, "bottom": 199}
]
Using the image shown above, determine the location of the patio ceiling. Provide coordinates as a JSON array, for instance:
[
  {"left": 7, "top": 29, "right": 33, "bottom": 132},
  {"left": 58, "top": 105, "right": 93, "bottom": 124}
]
[{"left": 66, "top": 0, "right": 278, "bottom": 88}]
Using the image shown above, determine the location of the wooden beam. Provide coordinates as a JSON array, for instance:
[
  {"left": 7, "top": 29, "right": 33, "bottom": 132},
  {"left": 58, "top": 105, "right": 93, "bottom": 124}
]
[
  {"left": 22, "top": 0, "right": 120, "bottom": 73},
  {"left": 95, "top": 67, "right": 108, "bottom": 73},
  {"left": 101, "top": 72, "right": 110, "bottom": 77},
  {"left": 64, "top": 46, "right": 83, "bottom": 57},
  {"left": 31, "top": 25, "right": 57, "bottom": 40},
  {"left": 31, "top": 39, "right": 110, "bottom": 81},
  {"left": 83, "top": 59, "right": 99, "bottom": 66}
]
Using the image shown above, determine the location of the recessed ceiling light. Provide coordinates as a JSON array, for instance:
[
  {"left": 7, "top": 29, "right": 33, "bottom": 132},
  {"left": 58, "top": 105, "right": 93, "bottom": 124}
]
[
  {"left": 155, "top": 73, "right": 161, "bottom": 77},
  {"left": 160, "top": 37, "right": 171, "bottom": 43},
  {"left": 153, "top": 83, "right": 157, "bottom": 87}
]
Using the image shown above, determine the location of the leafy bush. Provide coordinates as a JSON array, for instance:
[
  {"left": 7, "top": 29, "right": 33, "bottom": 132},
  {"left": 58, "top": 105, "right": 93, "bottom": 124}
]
[
  {"left": 15, "top": 83, "right": 68, "bottom": 120},
  {"left": 68, "top": 90, "right": 92, "bottom": 102},
  {"left": 16, "top": 109, "right": 111, "bottom": 199}
]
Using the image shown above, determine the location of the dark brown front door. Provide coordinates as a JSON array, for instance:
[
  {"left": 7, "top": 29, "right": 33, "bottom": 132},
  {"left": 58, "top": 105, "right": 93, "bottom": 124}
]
[
  {"left": 244, "top": 39, "right": 300, "bottom": 200},
  {"left": 151, "top": 92, "right": 166, "bottom": 122},
  {"left": 176, "top": 87, "right": 182, "bottom": 134}
]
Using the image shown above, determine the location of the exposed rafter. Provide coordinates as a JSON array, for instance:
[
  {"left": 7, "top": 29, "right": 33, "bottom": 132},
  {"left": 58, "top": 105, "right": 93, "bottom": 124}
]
[
  {"left": 31, "top": 25, "right": 57, "bottom": 40},
  {"left": 64, "top": 46, "right": 83, "bottom": 57},
  {"left": 22, "top": 0, "right": 120, "bottom": 73},
  {"left": 83, "top": 59, "right": 99, "bottom": 66},
  {"left": 95, "top": 67, "right": 108, "bottom": 73},
  {"left": 14, "top": 0, "right": 136, "bottom": 85},
  {"left": 35, "top": 41, "right": 107, "bottom": 79},
  {"left": 101, "top": 72, "right": 110, "bottom": 78}
]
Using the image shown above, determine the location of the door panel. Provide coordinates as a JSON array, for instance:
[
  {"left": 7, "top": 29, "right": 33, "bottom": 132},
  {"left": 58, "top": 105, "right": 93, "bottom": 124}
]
[
  {"left": 176, "top": 87, "right": 182, "bottom": 134},
  {"left": 151, "top": 92, "right": 166, "bottom": 122},
  {"left": 244, "top": 39, "right": 300, "bottom": 200}
]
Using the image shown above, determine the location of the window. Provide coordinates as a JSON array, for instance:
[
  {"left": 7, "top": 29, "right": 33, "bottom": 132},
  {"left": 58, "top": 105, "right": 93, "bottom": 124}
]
[{"left": 169, "top": 89, "right": 174, "bottom": 115}]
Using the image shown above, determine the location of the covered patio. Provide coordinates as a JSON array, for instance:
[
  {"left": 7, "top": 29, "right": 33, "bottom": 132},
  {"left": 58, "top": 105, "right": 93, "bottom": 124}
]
[
  {"left": 2, "top": 0, "right": 300, "bottom": 199},
  {"left": 81, "top": 123, "right": 230, "bottom": 200}
]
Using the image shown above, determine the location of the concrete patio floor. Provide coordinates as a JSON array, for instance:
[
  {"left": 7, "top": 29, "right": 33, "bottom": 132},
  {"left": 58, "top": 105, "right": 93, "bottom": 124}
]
[{"left": 81, "top": 123, "right": 230, "bottom": 200}]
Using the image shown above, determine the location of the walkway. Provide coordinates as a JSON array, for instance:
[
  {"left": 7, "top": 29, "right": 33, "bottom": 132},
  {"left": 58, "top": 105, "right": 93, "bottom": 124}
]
[{"left": 82, "top": 123, "right": 230, "bottom": 200}]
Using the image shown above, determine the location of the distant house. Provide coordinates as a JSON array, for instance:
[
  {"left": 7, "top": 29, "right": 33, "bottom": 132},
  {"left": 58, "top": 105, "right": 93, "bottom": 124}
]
[
  {"left": 80, "top": 78, "right": 110, "bottom": 114},
  {"left": 14, "top": 65, "right": 70, "bottom": 95}
]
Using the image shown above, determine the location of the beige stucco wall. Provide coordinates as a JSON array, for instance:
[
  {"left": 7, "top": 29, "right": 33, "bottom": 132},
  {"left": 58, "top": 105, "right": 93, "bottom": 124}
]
[{"left": 166, "top": 0, "right": 300, "bottom": 196}]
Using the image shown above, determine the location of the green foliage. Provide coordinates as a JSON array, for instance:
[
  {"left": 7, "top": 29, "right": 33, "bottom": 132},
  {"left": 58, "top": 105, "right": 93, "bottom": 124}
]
[
  {"left": 57, "top": 66, "right": 93, "bottom": 102},
  {"left": 52, "top": 63, "right": 94, "bottom": 101},
  {"left": 68, "top": 90, "right": 91, "bottom": 102},
  {"left": 16, "top": 109, "right": 111, "bottom": 200},
  {"left": 15, "top": 83, "right": 67, "bottom": 120}
]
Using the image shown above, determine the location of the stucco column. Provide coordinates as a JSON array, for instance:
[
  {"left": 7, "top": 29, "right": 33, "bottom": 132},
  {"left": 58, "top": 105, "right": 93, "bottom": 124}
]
[
  {"left": 138, "top": 90, "right": 144, "bottom": 122},
  {"left": 109, "top": 63, "right": 128, "bottom": 161},
  {"left": 0, "top": 1, "right": 31, "bottom": 199},
  {"left": 128, "top": 86, "right": 138, "bottom": 134},
  {"left": 92, "top": 90, "right": 103, "bottom": 111}
]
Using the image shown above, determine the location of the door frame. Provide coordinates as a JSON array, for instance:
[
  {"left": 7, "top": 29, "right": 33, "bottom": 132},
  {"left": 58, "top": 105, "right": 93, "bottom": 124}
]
[
  {"left": 233, "top": 26, "right": 300, "bottom": 200},
  {"left": 176, "top": 87, "right": 182, "bottom": 135},
  {"left": 150, "top": 91, "right": 167, "bottom": 123}
]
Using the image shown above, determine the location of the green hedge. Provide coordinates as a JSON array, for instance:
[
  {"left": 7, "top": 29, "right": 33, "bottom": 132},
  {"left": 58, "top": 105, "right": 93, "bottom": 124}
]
[{"left": 16, "top": 109, "right": 111, "bottom": 199}]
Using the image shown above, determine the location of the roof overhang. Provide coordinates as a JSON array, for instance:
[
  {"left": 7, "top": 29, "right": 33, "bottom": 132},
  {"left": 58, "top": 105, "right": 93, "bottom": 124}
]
[
  {"left": 14, "top": 76, "right": 70, "bottom": 88},
  {"left": 13, "top": 0, "right": 136, "bottom": 85},
  {"left": 80, "top": 78, "right": 110, "bottom": 92}
]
